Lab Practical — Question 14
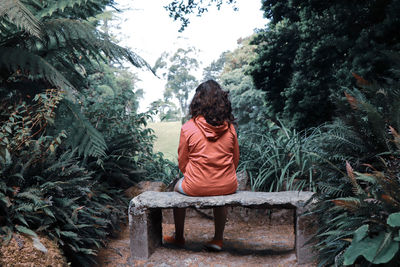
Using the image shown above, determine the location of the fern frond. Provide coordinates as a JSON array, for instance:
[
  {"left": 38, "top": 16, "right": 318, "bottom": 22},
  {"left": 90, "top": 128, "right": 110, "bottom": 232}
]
[
  {"left": 14, "top": 203, "right": 35, "bottom": 212},
  {"left": 317, "top": 183, "right": 346, "bottom": 197},
  {"left": 322, "top": 126, "right": 365, "bottom": 152},
  {"left": 102, "top": 40, "right": 152, "bottom": 70},
  {"left": 354, "top": 171, "right": 379, "bottom": 184},
  {"left": 57, "top": 100, "right": 107, "bottom": 158},
  {"left": 346, "top": 161, "right": 364, "bottom": 195},
  {"left": 37, "top": 0, "right": 103, "bottom": 18},
  {"left": 39, "top": 19, "right": 151, "bottom": 70},
  {"left": 0, "top": 0, "right": 42, "bottom": 38},
  {"left": 0, "top": 47, "right": 74, "bottom": 92},
  {"left": 35, "top": 0, "right": 111, "bottom": 21},
  {"left": 16, "top": 190, "right": 43, "bottom": 205}
]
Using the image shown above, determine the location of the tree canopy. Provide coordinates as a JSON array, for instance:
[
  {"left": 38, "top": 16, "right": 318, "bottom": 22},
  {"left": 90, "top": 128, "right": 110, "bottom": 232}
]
[
  {"left": 249, "top": 0, "right": 400, "bottom": 129},
  {"left": 154, "top": 48, "right": 199, "bottom": 120},
  {"left": 164, "top": 0, "right": 237, "bottom": 31},
  {"left": 216, "top": 36, "right": 267, "bottom": 127}
]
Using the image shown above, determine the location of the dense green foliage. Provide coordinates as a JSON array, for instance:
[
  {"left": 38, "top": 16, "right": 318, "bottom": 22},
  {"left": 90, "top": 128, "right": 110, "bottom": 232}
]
[
  {"left": 212, "top": 27, "right": 400, "bottom": 265},
  {"left": 202, "top": 51, "right": 228, "bottom": 82},
  {"left": 309, "top": 74, "right": 400, "bottom": 266},
  {"left": 218, "top": 36, "right": 268, "bottom": 126},
  {"left": 249, "top": 0, "right": 400, "bottom": 129},
  {"left": 0, "top": 91, "right": 126, "bottom": 265},
  {"left": 0, "top": 1, "right": 178, "bottom": 265},
  {"left": 234, "top": 70, "right": 400, "bottom": 265}
]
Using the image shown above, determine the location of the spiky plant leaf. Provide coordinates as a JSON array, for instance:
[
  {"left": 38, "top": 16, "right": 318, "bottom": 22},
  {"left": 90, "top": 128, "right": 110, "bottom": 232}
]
[{"left": 15, "top": 225, "right": 38, "bottom": 238}]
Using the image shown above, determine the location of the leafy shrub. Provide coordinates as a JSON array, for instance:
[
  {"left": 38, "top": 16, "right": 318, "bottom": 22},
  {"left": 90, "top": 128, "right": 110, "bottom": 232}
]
[
  {"left": 311, "top": 73, "right": 400, "bottom": 266},
  {"left": 314, "top": 159, "right": 400, "bottom": 266},
  {"left": 0, "top": 88, "right": 178, "bottom": 266},
  {"left": 0, "top": 92, "right": 124, "bottom": 266},
  {"left": 341, "top": 162, "right": 400, "bottom": 265},
  {"left": 0, "top": 1, "right": 178, "bottom": 266},
  {"left": 81, "top": 73, "right": 180, "bottom": 186}
]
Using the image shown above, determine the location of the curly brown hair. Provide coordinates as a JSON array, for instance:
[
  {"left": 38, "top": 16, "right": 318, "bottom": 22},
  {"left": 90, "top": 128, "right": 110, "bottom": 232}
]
[{"left": 189, "top": 80, "right": 235, "bottom": 126}]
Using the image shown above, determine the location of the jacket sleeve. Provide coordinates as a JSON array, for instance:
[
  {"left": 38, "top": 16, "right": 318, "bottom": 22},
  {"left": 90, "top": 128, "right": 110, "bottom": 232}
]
[
  {"left": 232, "top": 125, "right": 240, "bottom": 169},
  {"left": 178, "top": 128, "right": 189, "bottom": 174}
]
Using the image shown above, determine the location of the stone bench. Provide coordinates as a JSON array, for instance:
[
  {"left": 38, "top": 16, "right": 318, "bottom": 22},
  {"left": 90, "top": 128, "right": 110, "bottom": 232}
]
[{"left": 128, "top": 190, "right": 316, "bottom": 264}]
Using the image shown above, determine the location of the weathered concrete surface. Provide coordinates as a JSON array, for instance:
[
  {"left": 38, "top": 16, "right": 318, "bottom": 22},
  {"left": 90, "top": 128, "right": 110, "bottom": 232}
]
[
  {"left": 236, "top": 170, "right": 250, "bottom": 191},
  {"left": 296, "top": 205, "right": 317, "bottom": 265},
  {"left": 129, "top": 191, "right": 314, "bottom": 215},
  {"left": 129, "top": 209, "right": 162, "bottom": 259},
  {"left": 129, "top": 190, "right": 315, "bottom": 263}
]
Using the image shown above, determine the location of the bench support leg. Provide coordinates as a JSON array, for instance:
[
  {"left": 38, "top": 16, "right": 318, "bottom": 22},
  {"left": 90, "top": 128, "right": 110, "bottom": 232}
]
[
  {"left": 295, "top": 205, "right": 317, "bottom": 264},
  {"left": 129, "top": 208, "right": 162, "bottom": 260}
]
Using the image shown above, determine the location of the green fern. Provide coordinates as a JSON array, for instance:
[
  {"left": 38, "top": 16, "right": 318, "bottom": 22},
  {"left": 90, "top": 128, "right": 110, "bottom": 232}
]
[
  {"left": 16, "top": 190, "right": 43, "bottom": 205},
  {"left": 38, "top": 0, "right": 105, "bottom": 18},
  {"left": 318, "top": 183, "right": 346, "bottom": 197},
  {"left": 0, "top": 1, "right": 176, "bottom": 266},
  {"left": 55, "top": 100, "right": 107, "bottom": 159},
  {"left": 0, "top": 0, "right": 42, "bottom": 38},
  {"left": 0, "top": 47, "right": 74, "bottom": 92}
]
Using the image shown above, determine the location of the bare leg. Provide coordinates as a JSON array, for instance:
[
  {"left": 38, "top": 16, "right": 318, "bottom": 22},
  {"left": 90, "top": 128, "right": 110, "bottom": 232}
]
[
  {"left": 213, "top": 206, "right": 227, "bottom": 240},
  {"left": 173, "top": 179, "right": 186, "bottom": 240},
  {"left": 173, "top": 208, "right": 186, "bottom": 240}
]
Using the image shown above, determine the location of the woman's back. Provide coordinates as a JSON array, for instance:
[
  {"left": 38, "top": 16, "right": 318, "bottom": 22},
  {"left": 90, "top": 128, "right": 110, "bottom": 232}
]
[
  {"left": 166, "top": 79, "right": 239, "bottom": 251},
  {"left": 178, "top": 116, "right": 238, "bottom": 196}
]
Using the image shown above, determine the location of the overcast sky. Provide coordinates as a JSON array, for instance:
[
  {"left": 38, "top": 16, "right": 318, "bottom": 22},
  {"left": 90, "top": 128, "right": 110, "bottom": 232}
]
[{"left": 115, "top": 0, "right": 268, "bottom": 112}]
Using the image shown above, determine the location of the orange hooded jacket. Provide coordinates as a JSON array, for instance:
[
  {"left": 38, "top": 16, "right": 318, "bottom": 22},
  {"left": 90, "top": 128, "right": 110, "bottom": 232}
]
[{"left": 178, "top": 116, "right": 239, "bottom": 196}]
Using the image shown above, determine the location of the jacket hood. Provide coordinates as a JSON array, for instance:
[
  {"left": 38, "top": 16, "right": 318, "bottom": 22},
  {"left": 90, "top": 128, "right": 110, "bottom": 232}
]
[{"left": 194, "top": 116, "right": 229, "bottom": 141}]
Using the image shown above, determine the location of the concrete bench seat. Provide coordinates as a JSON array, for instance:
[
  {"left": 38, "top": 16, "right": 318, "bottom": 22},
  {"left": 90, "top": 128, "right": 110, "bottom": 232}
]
[{"left": 129, "top": 190, "right": 316, "bottom": 264}]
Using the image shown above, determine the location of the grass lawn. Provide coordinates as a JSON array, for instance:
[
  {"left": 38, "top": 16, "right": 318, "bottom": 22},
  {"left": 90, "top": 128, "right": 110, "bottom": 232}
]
[{"left": 148, "top": 121, "right": 181, "bottom": 162}]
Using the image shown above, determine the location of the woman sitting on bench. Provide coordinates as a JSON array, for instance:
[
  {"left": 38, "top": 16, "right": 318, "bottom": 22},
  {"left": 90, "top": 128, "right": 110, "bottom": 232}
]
[{"left": 163, "top": 79, "right": 239, "bottom": 251}]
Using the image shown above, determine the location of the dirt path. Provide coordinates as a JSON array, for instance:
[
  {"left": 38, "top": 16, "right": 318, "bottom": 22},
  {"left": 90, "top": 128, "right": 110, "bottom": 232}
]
[{"left": 96, "top": 208, "right": 316, "bottom": 267}]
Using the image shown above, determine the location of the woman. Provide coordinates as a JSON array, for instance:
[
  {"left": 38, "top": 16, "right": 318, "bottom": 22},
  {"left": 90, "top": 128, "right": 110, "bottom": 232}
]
[{"left": 164, "top": 80, "right": 239, "bottom": 251}]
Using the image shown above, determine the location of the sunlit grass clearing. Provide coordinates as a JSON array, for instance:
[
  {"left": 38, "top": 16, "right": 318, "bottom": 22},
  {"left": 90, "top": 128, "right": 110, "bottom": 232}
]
[{"left": 148, "top": 121, "right": 181, "bottom": 162}]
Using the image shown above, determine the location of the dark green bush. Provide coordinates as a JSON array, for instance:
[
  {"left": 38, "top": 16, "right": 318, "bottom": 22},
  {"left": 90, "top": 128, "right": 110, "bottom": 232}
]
[
  {"left": 0, "top": 87, "right": 178, "bottom": 266},
  {"left": 0, "top": 1, "right": 179, "bottom": 264},
  {"left": 311, "top": 73, "right": 400, "bottom": 266}
]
